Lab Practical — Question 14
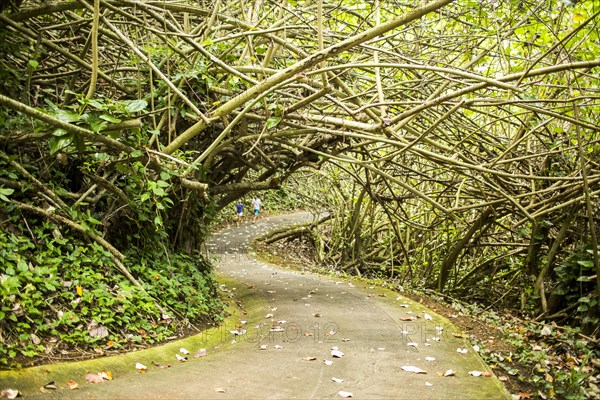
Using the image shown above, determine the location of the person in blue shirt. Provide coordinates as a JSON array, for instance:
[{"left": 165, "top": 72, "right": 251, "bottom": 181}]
[{"left": 235, "top": 200, "right": 243, "bottom": 226}]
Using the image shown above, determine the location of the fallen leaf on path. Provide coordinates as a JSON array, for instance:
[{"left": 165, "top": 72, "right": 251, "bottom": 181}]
[
  {"left": 303, "top": 356, "right": 317, "bottom": 361},
  {"left": 179, "top": 347, "right": 189, "bottom": 355},
  {"left": 338, "top": 391, "right": 353, "bottom": 398},
  {"left": 424, "top": 313, "right": 433, "bottom": 320},
  {"left": 407, "top": 342, "right": 418, "bottom": 347},
  {"left": 483, "top": 371, "right": 493, "bottom": 377},
  {"left": 303, "top": 332, "right": 314, "bottom": 337},
  {"left": 194, "top": 348, "right": 207, "bottom": 358},
  {"left": 175, "top": 354, "right": 188, "bottom": 362},
  {"left": 342, "top": 338, "right": 351, "bottom": 342},
  {"left": 259, "top": 344, "right": 268, "bottom": 350},
  {"left": 400, "top": 316, "right": 416, "bottom": 321},
  {"left": 332, "top": 377, "right": 344, "bottom": 383},
  {"left": 518, "top": 392, "right": 533, "bottom": 399},
  {"left": 0, "top": 389, "right": 21, "bottom": 399},
  {"left": 43, "top": 382, "right": 58, "bottom": 390},
  {"left": 443, "top": 369, "right": 455, "bottom": 377},
  {"left": 274, "top": 345, "right": 283, "bottom": 349},
  {"left": 331, "top": 350, "right": 344, "bottom": 358},
  {"left": 66, "top": 380, "right": 78, "bottom": 390},
  {"left": 425, "top": 356, "right": 436, "bottom": 362},
  {"left": 85, "top": 373, "right": 104, "bottom": 384},
  {"left": 456, "top": 348, "right": 468, "bottom": 353},
  {"left": 135, "top": 362, "right": 148, "bottom": 372},
  {"left": 324, "top": 360, "right": 334, "bottom": 365},
  {"left": 425, "top": 382, "right": 433, "bottom": 387},
  {"left": 401, "top": 365, "right": 427, "bottom": 374},
  {"left": 498, "top": 376, "right": 509, "bottom": 382},
  {"left": 265, "top": 313, "right": 274, "bottom": 318},
  {"left": 152, "top": 361, "right": 170, "bottom": 368},
  {"left": 214, "top": 388, "right": 226, "bottom": 393},
  {"left": 270, "top": 327, "right": 285, "bottom": 332},
  {"left": 469, "top": 370, "right": 482, "bottom": 377},
  {"left": 99, "top": 370, "right": 112, "bottom": 381}
]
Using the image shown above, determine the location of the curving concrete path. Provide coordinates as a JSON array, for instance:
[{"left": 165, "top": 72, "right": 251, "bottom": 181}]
[{"left": 1, "top": 212, "right": 511, "bottom": 399}]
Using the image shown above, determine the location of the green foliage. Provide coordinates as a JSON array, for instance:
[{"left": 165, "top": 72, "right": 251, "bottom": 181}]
[
  {"left": 553, "top": 243, "right": 599, "bottom": 328},
  {"left": 0, "top": 217, "right": 223, "bottom": 368}
]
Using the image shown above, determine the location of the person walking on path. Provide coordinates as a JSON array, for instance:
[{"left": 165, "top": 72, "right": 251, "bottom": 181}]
[
  {"left": 251, "top": 197, "right": 262, "bottom": 222},
  {"left": 235, "top": 200, "right": 244, "bottom": 226}
]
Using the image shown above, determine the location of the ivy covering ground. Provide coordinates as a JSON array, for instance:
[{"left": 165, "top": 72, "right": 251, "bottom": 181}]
[{"left": 0, "top": 211, "right": 223, "bottom": 368}]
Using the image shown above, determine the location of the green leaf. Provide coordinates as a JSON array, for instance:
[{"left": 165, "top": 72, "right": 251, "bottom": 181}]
[
  {"left": 28, "top": 59, "right": 38, "bottom": 69},
  {"left": 125, "top": 100, "right": 148, "bottom": 114},
  {"left": 48, "top": 134, "right": 74, "bottom": 155},
  {"left": 577, "top": 260, "right": 594, "bottom": 268},
  {"left": 89, "top": 120, "right": 108, "bottom": 133},
  {"left": 577, "top": 304, "right": 589, "bottom": 312},
  {"left": 0, "top": 187, "right": 14, "bottom": 202},
  {"left": 266, "top": 117, "right": 281, "bottom": 129},
  {"left": 578, "top": 296, "right": 591, "bottom": 303},
  {"left": 54, "top": 109, "right": 80, "bottom": 123},
  {"left": 99, "top": 114, "right": 121, "bottom": 123}
]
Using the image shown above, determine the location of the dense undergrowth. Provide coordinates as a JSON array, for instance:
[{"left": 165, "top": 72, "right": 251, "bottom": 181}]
[{"left": 0, "top": 215, "right": 223, "bottom": 369}]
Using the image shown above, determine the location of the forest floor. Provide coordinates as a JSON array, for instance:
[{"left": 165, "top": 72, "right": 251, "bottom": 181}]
[{"left": 255, "top": 227, "right": 600, "bottom": 400}]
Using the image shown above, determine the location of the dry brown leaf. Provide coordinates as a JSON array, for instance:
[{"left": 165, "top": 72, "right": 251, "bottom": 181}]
[
  {"left": 43, "top": 382, "right": 58, "bottom": 390},
  {"left": 518, "top": 392, "right": 533, "bottom": 399},
  {"left": 152, "top": 361, "right": 170, "bottom": 369},
  {"left": 66, "top": 380, "right": 79, "bottom": 390}
]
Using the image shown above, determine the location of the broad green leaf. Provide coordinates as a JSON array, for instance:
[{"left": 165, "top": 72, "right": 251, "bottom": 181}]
[
  {"left": 266, "top": 117, "right": 281, "bottom": 129},
  {"left": 125, "top": 100, "right": 148, "bottom": 114},
  {"left": 99, "top": 114, "right": 121, "bottom": 123},
  {"left": 48, "top": 134, "right": 74, "bottom": 155},
  {"left": 54, "top": 109, "right": 80, "bottom": 123}
]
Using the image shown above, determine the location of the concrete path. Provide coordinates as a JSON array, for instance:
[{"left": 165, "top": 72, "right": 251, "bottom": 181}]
[{"left": 1, "top": 212, "right": 511, "bottom": 399}]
